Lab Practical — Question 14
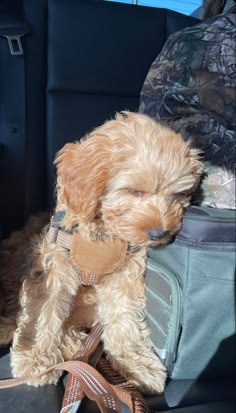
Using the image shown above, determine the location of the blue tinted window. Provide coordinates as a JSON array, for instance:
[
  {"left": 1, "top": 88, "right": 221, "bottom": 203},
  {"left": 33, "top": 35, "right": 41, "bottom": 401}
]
[{"left": 105, "top": 0, "right": 202, "bottom": 15}]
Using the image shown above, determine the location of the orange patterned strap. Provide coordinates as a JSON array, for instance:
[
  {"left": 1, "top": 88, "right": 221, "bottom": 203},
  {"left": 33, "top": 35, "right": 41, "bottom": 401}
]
[
  {"left": 60, "top": 360, "right": 121, "bottom": 413},
  {"left": 0, "top": 359, "right": 121, "bottom": 413},
  {"left": 0, "top": 324, "right": 120, "bottom": 412},
  {"left": 0, "top": 323, "right": 149, "bottom": 413},
  {"left": 0, "top": 323, "right": 102, "bottom": 389},
  {"left": 0, "top": 361, "right": 147, "bottom": 413},
  {"left": 62, "top": 323, "right": 104, "bottom": 408}
]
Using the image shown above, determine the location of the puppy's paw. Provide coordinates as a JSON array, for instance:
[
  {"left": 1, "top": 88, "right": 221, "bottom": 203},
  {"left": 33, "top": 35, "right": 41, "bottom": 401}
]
[
  {"left": 108, "top": 351, "right": 167, "bottom": 394},
  {"left": 128, "top": 360, "right": 167, "bottom": 394},
  {"left": 131, "top": 371, "right": 166, "bottom": 394},
  {"left": 11, "top": 349, "right": 63, "bottom": 387}
]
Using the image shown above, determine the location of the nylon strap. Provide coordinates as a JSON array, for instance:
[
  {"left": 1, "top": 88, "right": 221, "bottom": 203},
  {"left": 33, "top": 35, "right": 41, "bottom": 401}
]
[
  {"left": 0, "top": 322, "right": 150, "bottom": 413},
  {"left": 0, "top": 323, "right": 102, "bottom": 389},
  {"left": 0, "top": 323, "right": 121, "bottom": 413},
  {"left": 62, "top": 323, "right": 104, "bottom": 409}
]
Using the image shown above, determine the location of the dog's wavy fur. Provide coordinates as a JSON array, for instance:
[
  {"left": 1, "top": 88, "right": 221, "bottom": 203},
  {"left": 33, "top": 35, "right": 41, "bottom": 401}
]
[{"left": 0, "top": 112, "right": 202, "bottom": 393}]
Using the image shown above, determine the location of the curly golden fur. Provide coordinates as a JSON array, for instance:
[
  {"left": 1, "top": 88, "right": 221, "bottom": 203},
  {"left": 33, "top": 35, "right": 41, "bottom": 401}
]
[{"left": 0, "top": 112, "right": 202, "bottom": 393}]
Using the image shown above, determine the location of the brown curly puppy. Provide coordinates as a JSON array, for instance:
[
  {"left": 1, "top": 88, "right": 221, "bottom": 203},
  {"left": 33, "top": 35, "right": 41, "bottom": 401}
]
[{"left": 0, "top": 112, "right": 202, "bottom": 393}]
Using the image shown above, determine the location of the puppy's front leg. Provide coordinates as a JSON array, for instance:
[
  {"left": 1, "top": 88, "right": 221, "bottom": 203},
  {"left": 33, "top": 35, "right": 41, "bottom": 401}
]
[
  {"left": 11, "top": 241, "right": 81, "bottom": 386},
  {"left": 95, "top": 266, "right": 167, "bottom": 394}
]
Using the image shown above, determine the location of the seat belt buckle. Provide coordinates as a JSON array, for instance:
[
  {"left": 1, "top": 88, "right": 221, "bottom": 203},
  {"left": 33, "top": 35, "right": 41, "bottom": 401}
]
[{"left": 3, "top": 34, "right": 24, "bottom": 55}]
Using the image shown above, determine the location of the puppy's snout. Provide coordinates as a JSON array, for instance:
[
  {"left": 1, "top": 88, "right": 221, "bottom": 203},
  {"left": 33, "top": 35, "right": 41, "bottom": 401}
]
[{"left": 147, "top": 229, "right": 168, "bottom": 241}]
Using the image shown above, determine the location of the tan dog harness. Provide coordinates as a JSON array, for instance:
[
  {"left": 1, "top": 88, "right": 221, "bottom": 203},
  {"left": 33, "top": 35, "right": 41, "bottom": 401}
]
[{"left": 47, "top": 211, "right": 140, "bottom": 285}]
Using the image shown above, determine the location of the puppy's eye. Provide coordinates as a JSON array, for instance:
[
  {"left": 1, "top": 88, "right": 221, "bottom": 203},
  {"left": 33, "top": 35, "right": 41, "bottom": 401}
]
[
  {"left": 175, "top": 191, "right": 189, "bottom": 197},
  {"left": 126, "top": 188, "right": 145, "bottom": 197}
]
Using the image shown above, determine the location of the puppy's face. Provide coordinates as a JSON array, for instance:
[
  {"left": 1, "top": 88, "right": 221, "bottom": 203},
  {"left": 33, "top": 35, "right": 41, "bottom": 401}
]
[{"left": 55, "top": 112, "right": 202, "bottom": 247}]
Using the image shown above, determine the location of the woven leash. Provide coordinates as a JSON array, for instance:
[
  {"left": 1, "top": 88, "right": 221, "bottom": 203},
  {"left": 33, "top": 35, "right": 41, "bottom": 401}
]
[
  {"left": 62, "top": 323, "right": 106, "bottom": 412},
  {"left": 0, "top": 324, "right": 119, "bottom": 413},
  {"left": 0, "top": 323, "right": 150, "bottom": 413},
  {"left": 0, "top": 361, "right": 120, "bottom": 413},
  {"left": 61, "top": 324, "right": 151, "bottom": 413}
]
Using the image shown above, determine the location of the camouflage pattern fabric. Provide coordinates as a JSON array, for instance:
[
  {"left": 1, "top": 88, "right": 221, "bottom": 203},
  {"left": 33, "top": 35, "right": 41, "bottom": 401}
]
[{"left": 140, "top": 13, "right": 236, "bottom": 209}]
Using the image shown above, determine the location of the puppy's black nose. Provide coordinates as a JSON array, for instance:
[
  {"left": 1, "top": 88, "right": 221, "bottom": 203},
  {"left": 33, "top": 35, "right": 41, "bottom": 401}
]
[{"left": 147, "top": 229, "right": 168, "bottom": 241}]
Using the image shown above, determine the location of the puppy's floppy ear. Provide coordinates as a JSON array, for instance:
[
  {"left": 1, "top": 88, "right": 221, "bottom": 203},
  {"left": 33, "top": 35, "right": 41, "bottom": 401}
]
[
  {"left": 54, "top": 136, "right": 112, "bottom": 222},
  {"left": 188, "top": 145, "right": 204, "bottom": 192}
]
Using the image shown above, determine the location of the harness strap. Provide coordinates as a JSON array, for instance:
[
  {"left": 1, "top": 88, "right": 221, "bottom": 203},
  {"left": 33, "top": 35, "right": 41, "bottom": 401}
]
[
  {"left": 47, "top": 223, "right": 142, "bottom": 256},
  {"left": 48, "top": 225, "right": 73, "bottom": 249}
]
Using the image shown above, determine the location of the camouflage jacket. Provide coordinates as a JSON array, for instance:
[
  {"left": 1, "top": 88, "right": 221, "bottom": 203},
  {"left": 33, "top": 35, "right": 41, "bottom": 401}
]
[{"left": 140, "top": 13, "right": 236, "bottom": 209}]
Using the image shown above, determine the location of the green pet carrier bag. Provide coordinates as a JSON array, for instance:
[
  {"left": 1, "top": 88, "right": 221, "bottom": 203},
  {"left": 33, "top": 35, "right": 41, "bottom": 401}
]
[{"left": 145, "top": 205, "right": 236, "bottom": 379}]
